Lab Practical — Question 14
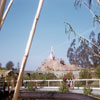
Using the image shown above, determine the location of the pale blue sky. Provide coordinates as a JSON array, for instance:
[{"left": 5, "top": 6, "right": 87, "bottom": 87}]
[{"left": 0, "top": 0, "right": 99, "bottom": 70}]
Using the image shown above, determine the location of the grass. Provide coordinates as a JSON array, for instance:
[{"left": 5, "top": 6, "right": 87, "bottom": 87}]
[{"left": 92, "top": 94, "right": 100, "bottom": 98}]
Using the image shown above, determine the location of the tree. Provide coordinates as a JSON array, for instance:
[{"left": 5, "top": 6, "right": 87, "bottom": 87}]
[
  {"left": 63, "top": 71, "right": 74, "bottom": 80},
  {"left": 6, "top": 61, "right": 14, "bottom": 69},
  {"left": 66, "top": 0, "right": 100, "bottom": 68},
  {"left": 95, "top": 65, "right": 100, "bottom": 78},
  {"left": 74, "top": 0, "right": 100, "bottom": 25},
  {"left": 67, "top": 32, "right": 100, "bottom": 68}
]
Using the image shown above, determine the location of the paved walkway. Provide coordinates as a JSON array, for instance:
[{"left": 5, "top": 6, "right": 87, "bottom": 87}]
[
  {"left": 36, "top": 86, "right": 100, "bottom": 95},
  {"left": 19, "top": 92, "right": 100, "bottom": 100}
]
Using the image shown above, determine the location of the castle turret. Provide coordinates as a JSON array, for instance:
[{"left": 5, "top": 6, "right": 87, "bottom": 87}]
[{"left": 49, "top": 47, "right": 55, "bottom": 60}]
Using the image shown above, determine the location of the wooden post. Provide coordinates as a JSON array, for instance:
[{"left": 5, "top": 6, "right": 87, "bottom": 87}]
[
  {"left": 12, "top": 0, "right": 44, "bottom": 100},
  {"left": 0, "top": 0, "right": 6, "bottom": 25},
  {"left": 0, "top": 0, "right": 13, "bottom": 29}
]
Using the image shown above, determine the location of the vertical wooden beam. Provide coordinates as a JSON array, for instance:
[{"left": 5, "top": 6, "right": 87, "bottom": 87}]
[{"left": 12, "top": 0, "right": 44, "bottom": 100}]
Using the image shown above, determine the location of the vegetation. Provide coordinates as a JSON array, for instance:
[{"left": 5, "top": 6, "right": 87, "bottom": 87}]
[
  {"left": 92, "top": 94, "right": 100, "bottom": 98},
  {"left": 79, "top": 69, "right": 92, "bottom": 79},
  {"left": 74, "top": 0, "right": 100, "bottom": 25},
  {"left": 75, "top": 81, "right": 82, "bottom": 88},
  {"left": 67, "top": 31, "right": 100, "bottom": 68},
  {"left": 0, "top": 61, "right": 17, "bottom": 70},
  {"left": 63, "top": 71, "right": 74, "bottom": 80},
  {"left": 24, "top": 82, "right": 35, "bottom": 91},
  {"left": 6, "top": 61, "right": 14, "bottom": 70},
  {"left": 59, "top": 81, "right": 69, "bottom": 93},
  {"left": 95, "top": 65, "right": 100, "bottom": 78},
  {"left": 66, "top": 0, "right": 100, "bottom": 68},
  {"left": 83, "top": 86, "right": 92, "bottom": 96},
  {"left": 78, "top": 69, "right": 92, "bottom": 86},
  {"left": 23, "top": 72, "right": 57, "bottom": 80}
]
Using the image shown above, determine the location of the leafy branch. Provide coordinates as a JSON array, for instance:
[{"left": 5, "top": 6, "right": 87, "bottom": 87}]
[
  {"left": 74, "top": 0, "right": 100, "bottom": 26},
  {"left": 65, "top": 21, "right": 100, "bottom": 57}
]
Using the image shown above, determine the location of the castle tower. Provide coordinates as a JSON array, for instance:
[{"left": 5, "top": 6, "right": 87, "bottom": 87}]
[{"left": 49, "top": 46, "right": 55, "bottom": 60}]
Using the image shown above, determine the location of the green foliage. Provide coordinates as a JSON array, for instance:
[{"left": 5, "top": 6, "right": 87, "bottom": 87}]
[
  {"left": 92, "top": 94, "right": 100, "bottom": 98},
  {"left": 38, "top": 81, "right": 48, "bottom": 86},
  {"left": 75, "top": 81, "right": 82, "bottom": 88},
  {"left": 23, "top": 72, "right": 57, "bottom": 80},
  {"left": 74, "top": 0, "right": 92, "bottom": 8},
  {"left": 63, "top": 71, "right": 74, "bottom": 80},
  {"left": 95, "top": 65, "right": 100, "bottom": 78},
  {"left": 25, "top": 82, "right": 35, "bottom": 91},
  {"left": 59, "top": 81, "right": 69, "bottom": 93},
  {"left": 74, "top": 0, "right": 100, "bottom": 25},
  {"left": 79, "top": 69, "right": 92, "bottom": 79},
  {"left": 84, "top": 86, "right": 92, "bottom": 96}
]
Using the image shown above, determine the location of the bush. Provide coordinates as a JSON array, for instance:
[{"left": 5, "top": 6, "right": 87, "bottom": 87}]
[
  {"left": 63, "top": 71, "right": 74, "bottom": 80},
  {"left": 83, "top": 86, "right": 92, "bottom": 96},
  {"left": 59, "top": 81, "right": 69, "bottom": 93},
  {"left": 92, "top": 94, "right": 100, "bottom": 98},
  {"left": 75, "top": 81, "right": 82, "bottom": 88},
  {"left": 95, "top": 65, "right": 100, "bottom": 78},
  {"left": 24, "top": 82, "right": 35, "bottom": 91}
]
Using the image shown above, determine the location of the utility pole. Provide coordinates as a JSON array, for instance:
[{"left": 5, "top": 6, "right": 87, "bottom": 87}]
[{"left": 12, "top": 0, "right": 44, "bottom": 100}]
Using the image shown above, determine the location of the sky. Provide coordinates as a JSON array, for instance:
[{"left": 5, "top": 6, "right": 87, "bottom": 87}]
[{"left": 0, "top": 0, "right": 99, "bottom": 70}]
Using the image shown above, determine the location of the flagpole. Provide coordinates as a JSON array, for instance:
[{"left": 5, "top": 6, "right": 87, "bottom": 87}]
[{"left": 12, "top": 0, "right": 44, "bottom": 100}]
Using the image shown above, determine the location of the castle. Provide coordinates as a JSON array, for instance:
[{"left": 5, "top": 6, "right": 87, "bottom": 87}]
[{"left": 36, "top": 47, "right": 81, "bottom": 78}]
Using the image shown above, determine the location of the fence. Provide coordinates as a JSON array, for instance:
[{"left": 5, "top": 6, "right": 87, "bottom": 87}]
[{"left": 23, "top": 79, "right": 100, "bottom": 88}]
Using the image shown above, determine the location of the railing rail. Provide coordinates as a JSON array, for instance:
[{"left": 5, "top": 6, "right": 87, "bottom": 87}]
[{"left": 23, "top": 79, "right": 100, "bottom": 88}]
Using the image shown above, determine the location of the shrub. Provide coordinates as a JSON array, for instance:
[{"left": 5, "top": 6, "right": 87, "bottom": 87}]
[
  {"left": 75, "top": 81, "right": 82, "bottom": 88},
  {"left": 63, "top": 71, "right": 74, "bottom": 80},
  {"left": 95, "top": 65, "right": 100, "bottom": 78},
  {"left": 59, "top": 81, "right": 69, "bottom": 93},
  {"left": 25, "top": 82, "right": 35, "bottom": 91},
  {"left": 83, "top": 86, "right": 92, "bottom": 96}
]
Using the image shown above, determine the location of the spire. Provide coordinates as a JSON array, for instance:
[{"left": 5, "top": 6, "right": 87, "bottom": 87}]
[{"left": 49, "top": 46, "right": 55, "bottom": 60}]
